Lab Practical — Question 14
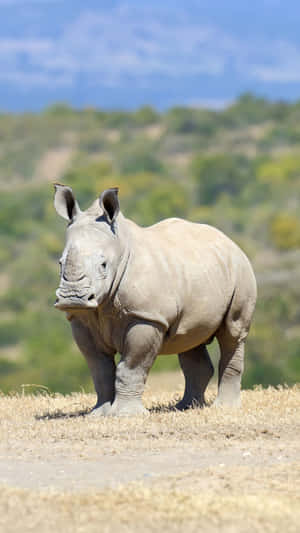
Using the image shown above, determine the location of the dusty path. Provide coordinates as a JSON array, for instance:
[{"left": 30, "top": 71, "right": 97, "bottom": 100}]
[
  {"left": 0, "top": 373, "right": 299, "bottom": 532},
  {"left": 2, "top": 442, "right": 296, "bottom": 491}
]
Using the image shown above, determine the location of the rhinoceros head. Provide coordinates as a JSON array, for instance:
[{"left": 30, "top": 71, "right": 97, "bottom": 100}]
[{"left": 54, "top": 184, "right": 124, "bottom": 310}]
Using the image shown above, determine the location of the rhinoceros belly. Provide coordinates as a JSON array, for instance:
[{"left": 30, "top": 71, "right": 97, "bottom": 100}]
[{"left": 159, "top": 296, "right": 227, "bottom": 355}]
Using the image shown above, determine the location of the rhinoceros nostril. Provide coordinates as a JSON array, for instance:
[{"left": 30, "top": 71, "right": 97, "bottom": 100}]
[{"left": 88, "top": 294, "right": 95, "bottom": 301}]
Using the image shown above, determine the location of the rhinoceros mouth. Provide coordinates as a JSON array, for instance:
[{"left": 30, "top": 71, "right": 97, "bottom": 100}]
[
  {"left": 55, "top": 297, "right": 98, "bottom": 310},
  {"left": 55, "top": 288, "right": 98, "bottom": 310}
]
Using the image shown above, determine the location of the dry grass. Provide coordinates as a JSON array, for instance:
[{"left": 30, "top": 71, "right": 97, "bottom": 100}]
[{"left": 0, "top": 373, "right": 299, "bottom": 532}]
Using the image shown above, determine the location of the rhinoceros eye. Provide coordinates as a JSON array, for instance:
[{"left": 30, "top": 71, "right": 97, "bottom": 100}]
[{"left": 101, "top": 261, "right": 107, "bottom": 269}]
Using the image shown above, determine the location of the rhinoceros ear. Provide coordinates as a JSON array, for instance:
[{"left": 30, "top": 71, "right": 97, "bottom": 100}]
[
  {"left": 54, "top": 184, "right": 81, "bottom": 221},
  {"left": 99, "top": 188, "right": 120, "bottom": 224}
]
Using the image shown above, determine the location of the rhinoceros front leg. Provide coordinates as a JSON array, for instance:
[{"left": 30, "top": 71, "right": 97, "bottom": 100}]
[
  {"left": 70, "top": 318, "right": 116, "bottom": 414},
  {"left": 176, "top": 344, "right": 214, "bottom": 410},
  {"left": 109, "top": 322, "right": 164, "bottom": 417},
  {"left": 215, "top": 333, "right": 245, "bottom": 407}
]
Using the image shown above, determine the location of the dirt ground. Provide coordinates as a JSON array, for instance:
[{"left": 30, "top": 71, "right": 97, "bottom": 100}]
[{"left": 0, "top": 372, "right": 299, "bottom": 533}]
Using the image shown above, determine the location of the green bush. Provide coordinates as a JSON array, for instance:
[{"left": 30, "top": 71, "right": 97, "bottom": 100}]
[
  {"left": 270, "top": 213, "right": 300, "bottom": 250},
  {"left": 191, "top": 153, "right": 253, "bottom": 205},
  {"left": 165, "top": 107, "right": 218, "bottom": 136},
  {"left": 116, "top": 144, "right": 164, "bottom": 175},
  {"left": 134, "top": 106, "right": 160, "bottom": 126}
]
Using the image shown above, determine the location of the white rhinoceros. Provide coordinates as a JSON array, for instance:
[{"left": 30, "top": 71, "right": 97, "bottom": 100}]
[{"left": 54, "top": 185, "right": 257, "bottom": 416}]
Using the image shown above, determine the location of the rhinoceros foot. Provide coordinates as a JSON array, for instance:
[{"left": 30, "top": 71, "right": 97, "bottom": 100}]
[
  {"left": 213, "top": 375, "right": 242, "bottom": 408},
  {"left": 89, "top": 401, "right": 113, "bottom": 417},
  {"left": 89, "top": 399, "right": 149, "bottom": 417},
  {"left": 175, "top": 398, "right": 205, "bottom": 411},
  {"left": 212, "top": 395, "right": 241, "bottom": 408},
  {"left": 108, "top": 399, "right": 149, "bottom": 417}
]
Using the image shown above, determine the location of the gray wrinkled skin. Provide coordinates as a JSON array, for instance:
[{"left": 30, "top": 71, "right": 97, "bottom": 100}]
[{"left": 54, "top": 185, "right": 257, "bottom": 416}]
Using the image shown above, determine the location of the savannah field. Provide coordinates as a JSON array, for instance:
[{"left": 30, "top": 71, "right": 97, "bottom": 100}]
[{"left": 0, "top": 371, "right": 299, "bottom": 533}]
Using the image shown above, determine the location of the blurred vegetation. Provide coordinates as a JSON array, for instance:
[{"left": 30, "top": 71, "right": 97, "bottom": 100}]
[{"left": 1, "top": 93, "right": 300, "bottom": 394}]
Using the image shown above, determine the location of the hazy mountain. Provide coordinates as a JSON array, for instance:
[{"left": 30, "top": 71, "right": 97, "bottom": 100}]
[{"left": 0, "top": 0, "right": 300, "bottom": 111}]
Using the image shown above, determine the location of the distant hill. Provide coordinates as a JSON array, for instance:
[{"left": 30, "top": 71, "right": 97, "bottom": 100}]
[{"left": 1, "top": 94, "right": 300, "bottom": 393}]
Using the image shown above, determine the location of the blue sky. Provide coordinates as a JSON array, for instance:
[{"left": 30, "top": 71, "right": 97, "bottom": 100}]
[{"left": 0, "top": 0, "right": 300, "bottom": 111}]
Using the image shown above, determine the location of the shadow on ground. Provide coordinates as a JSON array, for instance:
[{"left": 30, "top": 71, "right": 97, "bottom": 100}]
[
  {"left": 35, "top": 398, "right": 213, "bottom": 419},
  {"left": 35, "top": 407, "right": 91, "bottom": 420}
]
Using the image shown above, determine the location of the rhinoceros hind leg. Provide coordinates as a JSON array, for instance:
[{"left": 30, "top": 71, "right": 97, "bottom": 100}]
[
  {"left": 214, "top": 335, "right": 244, "bottom": 407},
  {"left": 176, "top": 345, "right": 214, "bottom": 410}
]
